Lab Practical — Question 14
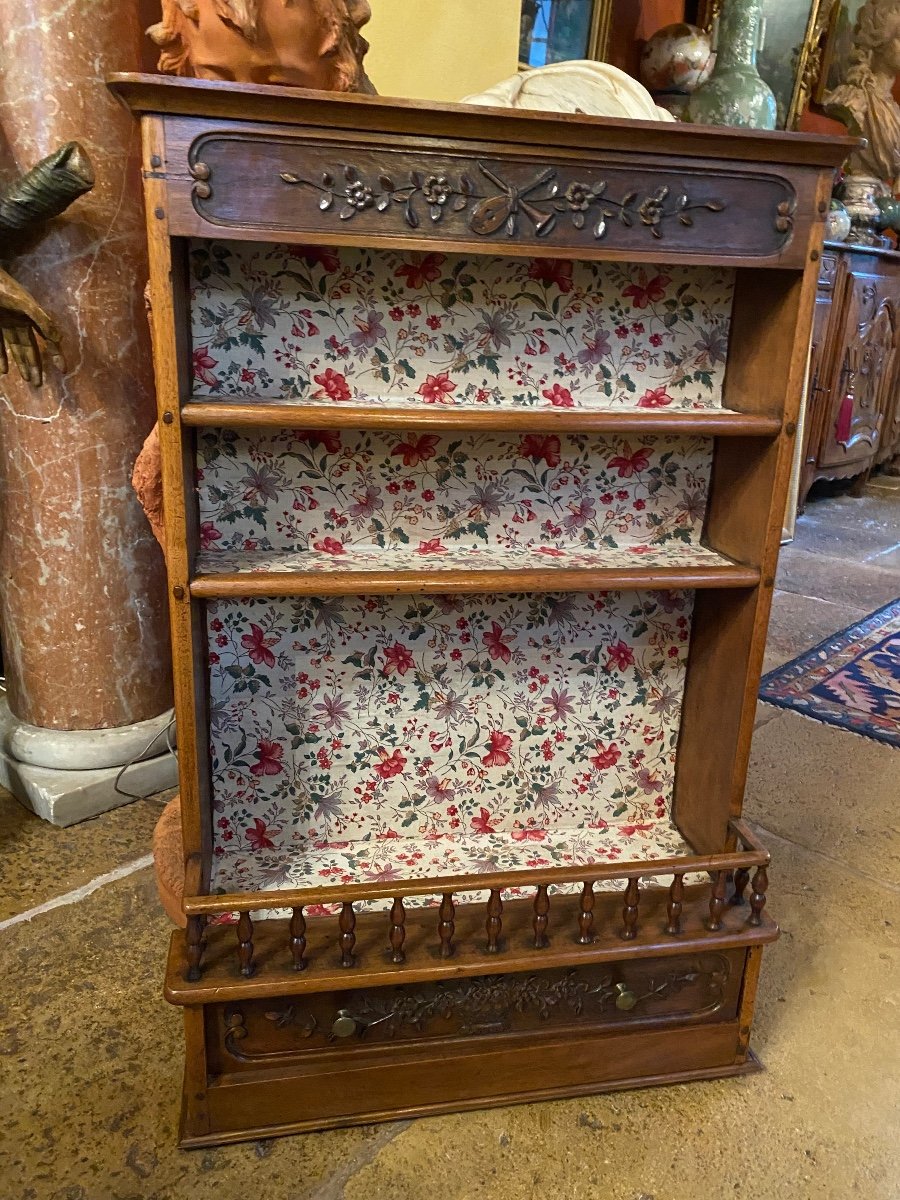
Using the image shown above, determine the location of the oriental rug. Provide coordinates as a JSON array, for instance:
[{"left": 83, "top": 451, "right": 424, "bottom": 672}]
[{"left": 759, "top": 597, "right": 900, "bottom": 748}]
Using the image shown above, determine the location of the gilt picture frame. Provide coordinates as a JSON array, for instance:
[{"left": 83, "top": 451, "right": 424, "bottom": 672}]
[
  {"left": 816, "top": 0, "right": 867, "bottom": 100},
  {"left": 519, "top": 0, "right": 613, "bottom": 68},
  {"left": 698, "top": 0, "right": 839, "bottom": 128}
]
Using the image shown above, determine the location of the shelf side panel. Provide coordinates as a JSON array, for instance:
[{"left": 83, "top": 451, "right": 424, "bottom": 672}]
[
  {"left": 142, "top": 116, "right": 213, "bottom": 873},
  {"left": 675, "top": 200, "right": 831, "bottom": 849}
]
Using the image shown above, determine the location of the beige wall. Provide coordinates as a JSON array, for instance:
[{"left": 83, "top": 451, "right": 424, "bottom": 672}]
[{"left": 365, "top": 0, "right": 520, "bottom": 102}]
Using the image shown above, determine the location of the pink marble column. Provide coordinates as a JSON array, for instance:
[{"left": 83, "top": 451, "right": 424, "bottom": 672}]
[{"left": 0, "top": 1, "right": 171, "bottom": 729}]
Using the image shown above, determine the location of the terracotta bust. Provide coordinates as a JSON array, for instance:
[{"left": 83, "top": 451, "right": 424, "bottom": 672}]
[
  {"left": 825, "top": 0, "right": 900, "bottom": 187},
  {"left": 148, "top": 0, "right": 374, "bottom": 91}
]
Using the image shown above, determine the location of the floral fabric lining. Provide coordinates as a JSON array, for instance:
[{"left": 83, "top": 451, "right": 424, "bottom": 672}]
[
  {"left": 208, "top": 590, "right": 694, "bottom": 876},
  {"left": 189, "top": 242, "right": 733, "bottom": 410},
  {"left": 210, "top": 821, "right": 703, "bottom": 916},
  {"left": 196, "top": 429, "right": 713, "bottom": 563}
]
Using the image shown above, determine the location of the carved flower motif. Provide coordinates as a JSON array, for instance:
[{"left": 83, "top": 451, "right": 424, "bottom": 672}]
[
  {"left": 564, "top": 181, "right": 595, "bottom": 212},
  {"left": 422, "top": 175, "right": 452, "bottom": 206},
  {"left": 346, "top": 180, "right": 375, "bottom": 210},
  {"left": 638, "top": 186, "right": 670, "bottom": 227}
]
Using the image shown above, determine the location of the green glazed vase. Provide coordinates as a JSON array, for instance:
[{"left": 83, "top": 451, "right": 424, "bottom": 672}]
[{"left": 686, "top": 0, "right": 776, "bottom": 130}]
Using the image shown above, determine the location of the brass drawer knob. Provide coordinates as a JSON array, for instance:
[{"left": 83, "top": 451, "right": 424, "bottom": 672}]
[
  {"left": 331, "top": 1010, "right": 360, "bottom": 1038},
  {"left": 614, "top": 983, "right": 638, "bottom": 1012}
]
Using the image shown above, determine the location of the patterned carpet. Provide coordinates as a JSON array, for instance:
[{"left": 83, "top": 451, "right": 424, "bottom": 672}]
[{"left": 760, "top": 597, "right": 900, "bottom": 748}]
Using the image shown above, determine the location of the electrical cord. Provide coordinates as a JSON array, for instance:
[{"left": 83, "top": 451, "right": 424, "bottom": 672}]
[{"left": 113, "top": 715, "right": 178, "bottom": 800}]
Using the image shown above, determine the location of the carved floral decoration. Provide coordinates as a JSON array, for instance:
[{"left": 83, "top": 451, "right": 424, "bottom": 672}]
[
  {"left": 278, "top": 161, "right": 728, "bottom": 241},
  {"left": 222, "top": 957, "right": 731, "bottom": 1056}
]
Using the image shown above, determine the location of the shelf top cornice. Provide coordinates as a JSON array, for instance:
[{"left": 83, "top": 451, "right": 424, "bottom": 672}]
[{"left": 109, "top": 73, "right": 857, "bottom": 170}]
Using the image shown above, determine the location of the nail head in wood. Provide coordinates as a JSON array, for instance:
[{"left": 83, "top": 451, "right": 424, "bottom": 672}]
[
  {"left": 162, "top": 410, "right": 174, "bottom": 424},
  {"left": 785, "top": 421, "right": 796, "bottom": 436},
  {"left": 173, "top": 585, "right": 185, "bottom": 600},
  {"left": 810, "top": 249, "right": 820, "bottom": 261},
  {"left": 151, "top": 154, "right": 163, "bottom": 168},
  {"left": 154, "top": 206, "right": 165, "bottom": 220}
]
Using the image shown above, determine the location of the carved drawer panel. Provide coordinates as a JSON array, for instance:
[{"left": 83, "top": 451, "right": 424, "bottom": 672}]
[
  {"left": 164, "top": 123, "right": 802, "bottom": 264},
  {"left": 209, "top": 950, "right": 745, "bottom": 1073}
]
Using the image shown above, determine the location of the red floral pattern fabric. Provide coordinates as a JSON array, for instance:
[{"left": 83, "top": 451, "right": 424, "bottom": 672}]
[
  {"left": 208, "top": 589, "right": 695, "bottom": 902},
  {"left": 196, "top": 429, "right": 713, "bottom": 563},
  {"left": 189, "top": 242, "right": 733, "bottom": 410},
  {"left": 210, "top": 821, "right": 702, "bottom": 914}
]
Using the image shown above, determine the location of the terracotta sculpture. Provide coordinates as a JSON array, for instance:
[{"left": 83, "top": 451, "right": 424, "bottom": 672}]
[
  {"left": 148, "top": 0, "right": 375, "bottom": 91},
  {"left": 0, "top": 141, "right": 94, "bottom": 386},
  {"left": 825, "top": 0, "right": 900, "bottom": 187}
]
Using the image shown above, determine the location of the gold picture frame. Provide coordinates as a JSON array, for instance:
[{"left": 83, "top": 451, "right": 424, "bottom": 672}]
[
  {"left": 697, "top": 0, "right": 839, "bottom": 129},
  {"left": 519, "top": 0, "right": 613, "bottom": 70}
]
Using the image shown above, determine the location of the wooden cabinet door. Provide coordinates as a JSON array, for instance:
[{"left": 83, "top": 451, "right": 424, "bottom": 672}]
[
  {"left": 801, "top": 253, "right": 842, "bottom": 494},
  {"left": 819, "top": 268, "right": 898, "bottom": 471},
  {"left": 875, "top": 267, "right": 900, "bottom": 464}
]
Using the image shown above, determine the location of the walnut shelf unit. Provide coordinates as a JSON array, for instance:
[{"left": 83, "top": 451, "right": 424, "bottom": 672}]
[{"left": 112, "top": 72, "right": 853, "bottom": 1147}]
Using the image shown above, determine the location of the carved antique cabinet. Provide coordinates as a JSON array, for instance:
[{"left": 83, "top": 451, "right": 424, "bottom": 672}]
[
  {"left": 111, "top": 74, "right": 851, "bottom": 1146},
  {"left": 800, "top": 242, "right": 900, "bottom": 507}
]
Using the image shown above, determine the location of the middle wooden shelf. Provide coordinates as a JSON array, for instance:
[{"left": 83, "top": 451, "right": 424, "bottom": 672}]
[{"left": 191, "top": 543, "right": 757, "bottom": 597}]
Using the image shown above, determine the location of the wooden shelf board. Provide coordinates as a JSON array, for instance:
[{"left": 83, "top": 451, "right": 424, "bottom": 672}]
[
  {"left": 182, "top": 398, "right": 783, "bottom": 436},
  {"left": 190, "top": 544, "right": 759, "bottom": 598}
]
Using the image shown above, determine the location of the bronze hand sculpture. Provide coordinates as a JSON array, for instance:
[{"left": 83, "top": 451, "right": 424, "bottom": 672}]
[{"left": 0, "top": 140, "right": 94, "bottom": 386}]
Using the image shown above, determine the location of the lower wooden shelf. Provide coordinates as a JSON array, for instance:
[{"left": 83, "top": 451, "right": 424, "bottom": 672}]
[{"left": 170, "top": 820, "right": 773, "bottom": 1003}]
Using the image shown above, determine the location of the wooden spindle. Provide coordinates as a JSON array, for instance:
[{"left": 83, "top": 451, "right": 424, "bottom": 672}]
[
  {"left": 290, "top": 906, "right": 307, "bottom": 972},
  {"left": 621, "top": 878, "right": 640, "bottom": 941},
  {"left": 486, "top": 889, "right": 503, "bottom": 954},
  {"left": 533, "top": 884, "right": 550, "bottom": 949},
  {"left": 438, "top": 893, "right": 455, "bottom": 958},
  {"left": 577, "top": 881, "right": 595, "bottom": 945},
  {"left": 339, "top": 901, "right": 356, "bottom": 967},
  {"left": 706, "top": 869, "right": 728, "bottom": 931},
  {"left": 731, "top": 866, "right": 750, "bottom": 906},
  {"left": 665, "top": 874, "right": 684, "bottom": 935},
  {"left": 389, "top": 896, "right": 406, "bottom": 963},
  {"left": 749, "top": 865, "right": 769, "bottom": 927},
  {"left": 185, "top": 914, "right": 205, "bottom": 982},
  {"left": 237, "top": 911, "right": 255, "bottom": 977}
]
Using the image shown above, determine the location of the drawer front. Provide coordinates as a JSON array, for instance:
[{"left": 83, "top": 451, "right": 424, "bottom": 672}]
[
  {"left": 209, "top": 950, "right": 744, "bottom": 1073},
  {"left": 162, "top": 119, "right": 806, "bottom": 265}
]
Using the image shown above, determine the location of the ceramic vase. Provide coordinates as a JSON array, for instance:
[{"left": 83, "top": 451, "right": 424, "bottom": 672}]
[{"left": 686, "top": 0, "right": 777, "bottom": 130}]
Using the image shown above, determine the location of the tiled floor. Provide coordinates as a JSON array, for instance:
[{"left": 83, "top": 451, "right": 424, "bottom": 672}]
[{"left": 1, "top": 480, "right": 899, "bottom": 1200}]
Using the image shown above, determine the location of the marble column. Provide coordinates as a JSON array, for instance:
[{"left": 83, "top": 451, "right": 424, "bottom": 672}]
[{"left": 0, "top": 1, "right": 173, "bottom": 814}]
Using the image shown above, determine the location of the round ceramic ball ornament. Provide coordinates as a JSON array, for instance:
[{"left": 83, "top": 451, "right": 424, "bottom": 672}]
[{"left": 640, "top": 23, "right": 714, "bottom": 97}]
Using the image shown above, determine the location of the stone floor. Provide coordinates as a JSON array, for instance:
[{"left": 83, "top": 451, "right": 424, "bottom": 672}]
[{"left": 1, "top": 479, "right": 899, "bottom": 1200}]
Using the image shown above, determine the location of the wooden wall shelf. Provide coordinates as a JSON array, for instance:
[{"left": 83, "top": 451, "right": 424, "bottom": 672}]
[{"left": 116, "top": 71, "right": 852, "bottom": 1147}]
